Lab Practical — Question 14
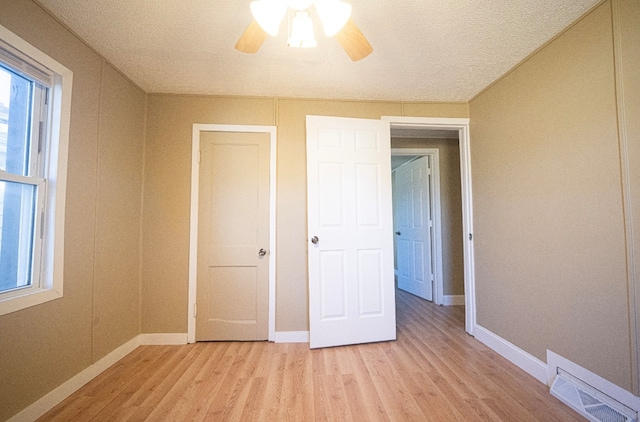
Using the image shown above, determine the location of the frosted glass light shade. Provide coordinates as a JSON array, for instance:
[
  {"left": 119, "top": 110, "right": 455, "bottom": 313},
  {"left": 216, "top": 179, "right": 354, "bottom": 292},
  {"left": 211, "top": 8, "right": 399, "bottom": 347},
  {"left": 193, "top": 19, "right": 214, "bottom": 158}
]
[
  {"left": 314, "top": 0, "right": 352, "bottom": 36},
  {"left": 287, "top": 0, "right": 314, "bottom": 11},
  {"left": 250, "top": 0, "right": 287, "bottom": 36},
  {"left": 288, "top": 11, "right": 317, "bottom": 48}
]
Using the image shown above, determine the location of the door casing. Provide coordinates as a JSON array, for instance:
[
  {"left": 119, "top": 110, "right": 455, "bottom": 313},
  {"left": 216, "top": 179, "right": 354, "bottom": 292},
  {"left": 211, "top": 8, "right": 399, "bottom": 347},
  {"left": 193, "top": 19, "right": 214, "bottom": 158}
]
[{"left": 187, "top": 124, "right": 277, "bottom": 343}]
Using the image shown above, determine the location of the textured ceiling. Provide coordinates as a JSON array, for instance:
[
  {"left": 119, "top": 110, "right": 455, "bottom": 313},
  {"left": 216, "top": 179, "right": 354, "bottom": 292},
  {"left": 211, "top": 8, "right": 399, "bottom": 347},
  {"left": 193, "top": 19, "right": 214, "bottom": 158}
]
[{"left": 35, "top": 0, "right": 601, "bottom": 102}]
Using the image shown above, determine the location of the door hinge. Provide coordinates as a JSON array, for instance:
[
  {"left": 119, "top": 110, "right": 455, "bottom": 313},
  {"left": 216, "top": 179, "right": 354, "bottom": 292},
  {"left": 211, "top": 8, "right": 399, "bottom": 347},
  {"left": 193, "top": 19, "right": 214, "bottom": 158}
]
[
  {"left": 469, "top": 233, "right": 473, "bottom": 241},
  {"left": 193, "top": 303, "right": 197, "bottom": 318}
]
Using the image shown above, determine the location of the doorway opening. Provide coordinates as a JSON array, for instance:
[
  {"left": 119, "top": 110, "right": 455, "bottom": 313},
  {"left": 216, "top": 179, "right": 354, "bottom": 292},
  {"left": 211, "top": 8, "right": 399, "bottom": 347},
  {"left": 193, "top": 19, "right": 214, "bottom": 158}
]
[
  {"left": 385, "top": 116, "right": 475, "bottom": 335},
  {"left": 391, "top": 132, "right": 464, "bottom": 309}
]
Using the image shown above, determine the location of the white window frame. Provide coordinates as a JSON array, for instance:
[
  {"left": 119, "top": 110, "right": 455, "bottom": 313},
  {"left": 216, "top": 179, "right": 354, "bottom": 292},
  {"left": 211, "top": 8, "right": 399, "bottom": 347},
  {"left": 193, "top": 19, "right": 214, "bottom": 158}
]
[{"left": 0, "top": 24, "right": 72, "bottom": 316}]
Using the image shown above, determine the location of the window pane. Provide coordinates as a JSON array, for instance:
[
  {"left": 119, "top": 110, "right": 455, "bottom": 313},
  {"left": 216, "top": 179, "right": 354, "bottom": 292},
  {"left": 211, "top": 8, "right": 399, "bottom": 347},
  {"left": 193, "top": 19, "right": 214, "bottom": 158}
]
[
  {"left": 0, "top": 180, "right": 36, "bottom": 293},
  {"left": 0, "top": 64, "right": 33, "bottom": 176}
]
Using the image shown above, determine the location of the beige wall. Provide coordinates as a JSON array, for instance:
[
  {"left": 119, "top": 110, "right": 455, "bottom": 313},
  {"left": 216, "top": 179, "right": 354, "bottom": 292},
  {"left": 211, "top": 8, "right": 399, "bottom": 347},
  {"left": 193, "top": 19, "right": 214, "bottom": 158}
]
[
  {"left": 0, "top": 0, "right": 146, "bottom": 420},
  {"left": 142, "top": 98, "right": 468, "bottom": 334},
  {"left": 390, "top": 138, "right": 464, "bottom": 296},
  {"left": 469, "top": 1, "right": 635, "bottom": 391},
  {"left": 93, "top": 64, "right": 146, "bottom": 360},
  {"left": 613, "top": 0, "right": 640, "bottom": 393}
]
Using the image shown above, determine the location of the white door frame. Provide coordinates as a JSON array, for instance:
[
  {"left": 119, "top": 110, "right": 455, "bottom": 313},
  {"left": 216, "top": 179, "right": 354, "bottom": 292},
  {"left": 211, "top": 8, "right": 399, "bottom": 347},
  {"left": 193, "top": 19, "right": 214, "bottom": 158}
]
[
  {"left": 383, "top": 116, "right": 475, "bottom": 335},
  {"left": 187, "top": 124, "right": 277, "bottom": 343},
  {"left": 391, "top": 148, "right": 444, "bottom": 305}
]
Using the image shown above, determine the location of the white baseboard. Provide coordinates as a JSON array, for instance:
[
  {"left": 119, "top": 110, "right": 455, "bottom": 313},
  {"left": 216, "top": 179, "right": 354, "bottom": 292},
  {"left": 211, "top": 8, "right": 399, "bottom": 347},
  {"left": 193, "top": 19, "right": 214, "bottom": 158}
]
[
  {"left": 547, "top": 350, "right": 640, "bottom": 412},
  {"left": 139, "top": 333, "right": 188, "bottom": 345},
  {"left": 7, "top": 333, "right": 188, "bottom": 422},
  {"left": 473, "top": 324, "right": 547, "bottom": 384},
  {"left": 473, "top": 324, "right": 640, "bottom": 412},
  {"left": 442, "top": 295, "right": 465, "bottom": 306},
  {"left": 8, "top": 336, "right": 141, "bottom": 422},
  {"left": 274, "top": 331, "right": 309, "bottom": 343}
]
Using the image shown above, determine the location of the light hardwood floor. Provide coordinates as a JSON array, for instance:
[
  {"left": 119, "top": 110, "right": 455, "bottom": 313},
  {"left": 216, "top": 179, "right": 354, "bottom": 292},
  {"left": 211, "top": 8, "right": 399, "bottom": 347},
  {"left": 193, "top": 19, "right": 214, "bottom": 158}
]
[{"left": 38, "top": 289, "right": 582, "bottom": 421}]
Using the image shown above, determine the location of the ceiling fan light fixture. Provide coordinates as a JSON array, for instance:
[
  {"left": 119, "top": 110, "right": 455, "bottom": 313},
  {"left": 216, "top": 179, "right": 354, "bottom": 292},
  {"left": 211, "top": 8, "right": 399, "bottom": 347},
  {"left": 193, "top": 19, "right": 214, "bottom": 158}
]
[
  {"left": 314, "top": 0, "right": 352, "bottom": 36},
  {"left": 250, "top": 0, "right": 287, "bottom": 36},
  {"left": 288, "top": 11, "right": 317, "bottom": 48},
  {"left": 237, "top": 0, "right": 371, "bottom": 60}
]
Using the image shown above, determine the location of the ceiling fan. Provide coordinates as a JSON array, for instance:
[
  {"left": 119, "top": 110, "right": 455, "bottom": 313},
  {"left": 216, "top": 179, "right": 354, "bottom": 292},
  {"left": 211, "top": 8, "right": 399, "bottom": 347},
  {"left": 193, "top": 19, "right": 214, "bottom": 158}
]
[{"left": 235, "top": 0, "right": 373, "bottom": 61}]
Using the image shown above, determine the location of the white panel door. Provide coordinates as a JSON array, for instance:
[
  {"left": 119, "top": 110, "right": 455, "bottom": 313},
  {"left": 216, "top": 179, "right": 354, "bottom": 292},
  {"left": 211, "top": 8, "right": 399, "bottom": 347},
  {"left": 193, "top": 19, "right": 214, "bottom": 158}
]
[
  {"left": 196, "top": 131, "right": 270, "bottom": 341},
  {"left": 306, "top": 115, "right": 396, "bottom": 349},
  {"left": 394, "top": 156, "right": 433, "bottom": 301}
]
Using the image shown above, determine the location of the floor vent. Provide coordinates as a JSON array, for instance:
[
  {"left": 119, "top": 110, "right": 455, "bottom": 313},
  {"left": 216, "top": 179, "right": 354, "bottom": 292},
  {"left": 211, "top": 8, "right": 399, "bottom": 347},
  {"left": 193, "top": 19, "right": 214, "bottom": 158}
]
[{"left": 551, "top": 370, "right": 638, "bottom": 422}]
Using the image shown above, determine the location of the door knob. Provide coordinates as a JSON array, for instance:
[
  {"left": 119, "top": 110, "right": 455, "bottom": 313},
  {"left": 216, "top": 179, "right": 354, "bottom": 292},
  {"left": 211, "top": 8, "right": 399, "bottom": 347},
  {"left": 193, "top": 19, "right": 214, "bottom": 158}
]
[
  {"left": 311, "top": 236, "right": 319, "bottom": 244},
  {"left": 258, "top": 248, "right": 267, "bottom": 257},
  {"left": 395, "top": 231, "right": 401, "bottom": 235}
]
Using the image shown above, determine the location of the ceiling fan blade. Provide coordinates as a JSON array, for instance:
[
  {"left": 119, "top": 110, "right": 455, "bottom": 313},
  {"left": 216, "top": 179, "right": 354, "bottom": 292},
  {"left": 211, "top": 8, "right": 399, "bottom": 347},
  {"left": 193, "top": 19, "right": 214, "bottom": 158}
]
[
  {"left": 335, "top": 18, "right": 373, "bottom": 61},
  {"left": 235, "top": 19, "right": 268, "bottom": 54}
]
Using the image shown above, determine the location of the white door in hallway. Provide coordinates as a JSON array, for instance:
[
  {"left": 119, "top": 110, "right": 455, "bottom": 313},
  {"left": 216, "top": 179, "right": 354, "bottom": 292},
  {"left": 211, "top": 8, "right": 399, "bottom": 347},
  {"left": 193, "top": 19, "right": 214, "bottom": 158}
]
[
  {"left": 306, "top": 115, "right": 396, "bottom": 349},
  {"left": 195, "top": 131, "right": 270, "bottom": 341},
  {"left": 394, "top": 156, "right": 434, "bottom": 301}
]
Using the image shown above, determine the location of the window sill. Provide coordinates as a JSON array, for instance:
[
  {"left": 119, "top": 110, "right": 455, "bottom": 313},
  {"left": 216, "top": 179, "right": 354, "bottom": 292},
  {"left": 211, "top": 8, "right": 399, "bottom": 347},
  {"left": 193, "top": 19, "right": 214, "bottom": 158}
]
[{"left": 0, "top": 286, "right": 63, "bottom": 316}]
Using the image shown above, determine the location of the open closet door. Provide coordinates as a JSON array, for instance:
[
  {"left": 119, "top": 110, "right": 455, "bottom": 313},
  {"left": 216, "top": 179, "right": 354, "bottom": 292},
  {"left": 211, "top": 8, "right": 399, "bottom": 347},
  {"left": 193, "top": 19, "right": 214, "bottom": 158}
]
[{"left": 306, "top": 115, "right": 396, "bottom": 349}]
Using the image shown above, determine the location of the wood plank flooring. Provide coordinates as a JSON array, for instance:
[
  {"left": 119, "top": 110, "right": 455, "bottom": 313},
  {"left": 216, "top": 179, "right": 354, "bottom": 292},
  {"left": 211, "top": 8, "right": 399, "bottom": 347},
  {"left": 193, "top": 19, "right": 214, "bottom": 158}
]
[{"left": 38, "top": 289, "right": 582, "bottom": 421}]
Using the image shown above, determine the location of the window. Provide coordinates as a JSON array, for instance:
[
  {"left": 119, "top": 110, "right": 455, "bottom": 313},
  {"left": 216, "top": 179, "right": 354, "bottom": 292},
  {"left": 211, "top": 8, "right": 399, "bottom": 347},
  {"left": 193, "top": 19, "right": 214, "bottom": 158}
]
[{"left": 0, "top": 24, "right": 72, "bottom": 316}]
